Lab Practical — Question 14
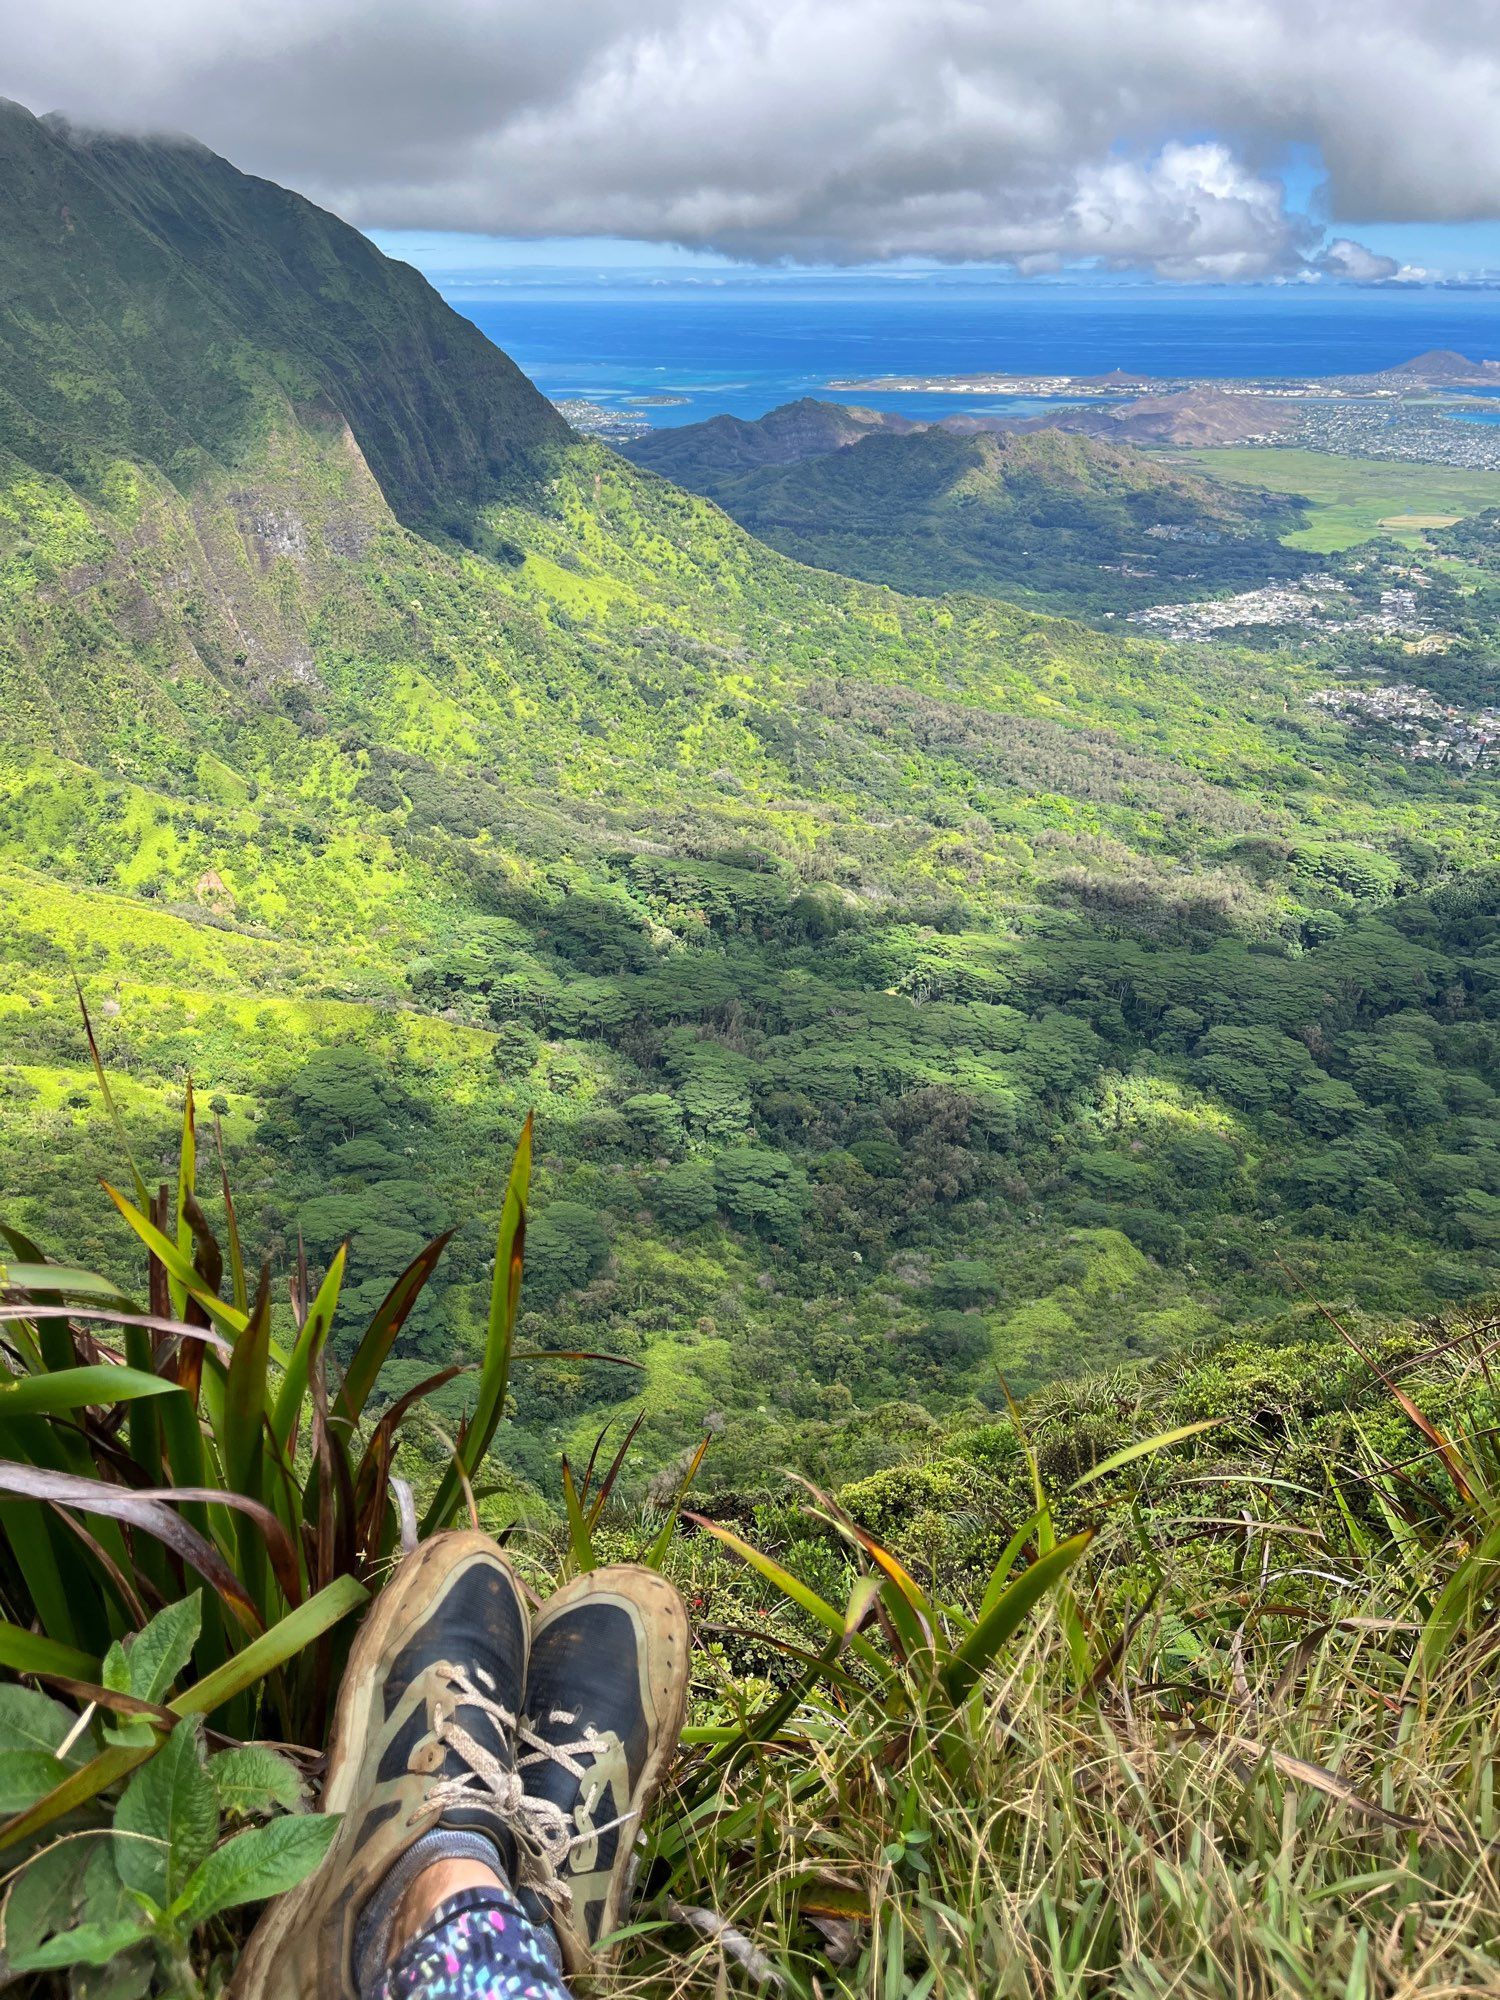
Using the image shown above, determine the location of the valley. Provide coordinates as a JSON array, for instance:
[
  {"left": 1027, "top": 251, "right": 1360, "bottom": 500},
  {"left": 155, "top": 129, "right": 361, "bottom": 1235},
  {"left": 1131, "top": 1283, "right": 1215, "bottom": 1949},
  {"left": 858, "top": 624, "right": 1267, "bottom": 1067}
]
[{"left": 2, "top": 101, "right": 1500, "bottom": 1511}]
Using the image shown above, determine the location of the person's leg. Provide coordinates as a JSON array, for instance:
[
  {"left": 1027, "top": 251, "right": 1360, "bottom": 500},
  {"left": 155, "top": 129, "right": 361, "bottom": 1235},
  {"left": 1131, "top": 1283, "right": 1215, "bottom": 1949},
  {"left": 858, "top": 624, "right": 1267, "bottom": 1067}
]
[
  {"left": 513, "top": 1567, "right": 690, "bottom": 1977},
  {"left": 369, "top": 1861, "right": 570, "bottom": 2000}
]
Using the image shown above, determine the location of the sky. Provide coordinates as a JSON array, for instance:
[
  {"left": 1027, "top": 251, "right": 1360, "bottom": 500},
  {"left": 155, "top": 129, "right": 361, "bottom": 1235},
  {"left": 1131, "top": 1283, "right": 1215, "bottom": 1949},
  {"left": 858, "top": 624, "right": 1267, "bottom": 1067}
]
[{"left": 6, "top": 0, "right": 1500, "bottom": 285}]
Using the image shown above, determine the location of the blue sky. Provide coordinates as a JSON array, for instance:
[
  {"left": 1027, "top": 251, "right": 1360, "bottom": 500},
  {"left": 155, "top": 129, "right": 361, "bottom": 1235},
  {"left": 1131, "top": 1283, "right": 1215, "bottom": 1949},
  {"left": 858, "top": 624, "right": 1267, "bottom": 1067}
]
[{"left": 370, "top": 222, "right": 1500, "bottom": 288}]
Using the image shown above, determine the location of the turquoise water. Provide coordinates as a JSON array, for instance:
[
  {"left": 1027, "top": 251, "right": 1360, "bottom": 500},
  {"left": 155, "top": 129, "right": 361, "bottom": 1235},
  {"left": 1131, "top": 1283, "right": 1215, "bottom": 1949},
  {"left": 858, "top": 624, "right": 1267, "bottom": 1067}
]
[{"left": 451, "top": 279, "right": 1500, "bottom": 426}]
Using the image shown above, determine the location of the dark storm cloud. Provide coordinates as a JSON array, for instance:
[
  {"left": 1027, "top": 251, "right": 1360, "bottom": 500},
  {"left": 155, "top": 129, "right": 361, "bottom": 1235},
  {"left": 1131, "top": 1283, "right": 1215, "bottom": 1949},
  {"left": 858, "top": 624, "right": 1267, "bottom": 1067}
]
[{"left": 5, "top": 0, "right": 1495, "bottom": 275}]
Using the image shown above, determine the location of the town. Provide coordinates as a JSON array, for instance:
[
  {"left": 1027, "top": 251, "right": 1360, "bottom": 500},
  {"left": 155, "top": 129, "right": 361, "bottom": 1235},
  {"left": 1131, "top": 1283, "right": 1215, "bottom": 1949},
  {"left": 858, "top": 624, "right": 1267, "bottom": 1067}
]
[
  {"left": 1127, "top": 573, "right": 1432, "bottom": 642},
  {"left": 1310, "top": 681, "right": 1500, "bottom": 766}
]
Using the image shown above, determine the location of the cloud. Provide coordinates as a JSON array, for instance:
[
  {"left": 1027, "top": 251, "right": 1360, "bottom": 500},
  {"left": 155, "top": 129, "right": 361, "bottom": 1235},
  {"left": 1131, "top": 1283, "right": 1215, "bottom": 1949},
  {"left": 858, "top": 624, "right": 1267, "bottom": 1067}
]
[
  {"left": 1315, "top": 238, "right": 1402, "bottom": 283},
  {"left": 4, "top": 0, "right": 1497, "bottom": 274}
]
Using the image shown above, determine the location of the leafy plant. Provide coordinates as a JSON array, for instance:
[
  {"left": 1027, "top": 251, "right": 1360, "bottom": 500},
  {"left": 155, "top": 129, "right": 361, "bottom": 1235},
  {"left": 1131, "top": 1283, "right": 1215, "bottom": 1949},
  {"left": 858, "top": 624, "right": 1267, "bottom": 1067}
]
[{"left": 0, "top": 1604, "right": 331, "bottom": 1999}]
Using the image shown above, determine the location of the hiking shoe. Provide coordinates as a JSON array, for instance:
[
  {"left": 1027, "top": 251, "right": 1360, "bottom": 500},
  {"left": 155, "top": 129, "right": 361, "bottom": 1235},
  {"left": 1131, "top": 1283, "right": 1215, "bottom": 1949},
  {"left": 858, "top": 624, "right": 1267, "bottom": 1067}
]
[
  {"left": 515, "top": 1565, "right": 690, "bottom": 1972},
  {"left": 231, "top": 1530, "right": 541, "bottom": 2000}
]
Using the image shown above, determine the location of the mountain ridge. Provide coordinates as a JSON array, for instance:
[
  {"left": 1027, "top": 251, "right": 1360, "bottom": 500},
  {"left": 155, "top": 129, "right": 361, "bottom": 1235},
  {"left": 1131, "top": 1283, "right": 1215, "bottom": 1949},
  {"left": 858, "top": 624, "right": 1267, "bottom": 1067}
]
[{"left": 0, "top": 98, "right": 568, "bottom": 530}]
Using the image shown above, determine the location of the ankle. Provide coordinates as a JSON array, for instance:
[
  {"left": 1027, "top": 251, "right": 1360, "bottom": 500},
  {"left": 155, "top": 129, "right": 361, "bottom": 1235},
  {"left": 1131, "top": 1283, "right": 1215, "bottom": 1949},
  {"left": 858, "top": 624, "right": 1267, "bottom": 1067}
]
[{"left": 387, "top": 1858, "right": 507, "bottom": 1963}]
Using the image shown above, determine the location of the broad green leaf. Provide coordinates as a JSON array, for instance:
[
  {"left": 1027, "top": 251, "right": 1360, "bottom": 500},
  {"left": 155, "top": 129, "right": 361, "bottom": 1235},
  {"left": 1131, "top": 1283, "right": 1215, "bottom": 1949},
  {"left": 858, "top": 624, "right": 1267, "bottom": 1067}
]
[
  {"left": 0, "top": 1744, "right": 148, "bottom": 1855},
  {"left": 209, "top": 1745, "right": 307, "bottom": 1817},
  {"left": 0, "top": 1683, "right": 85, "bottom": 1756},
  {"left": 0, "top": 1687, "right": 89, "bottom": 1805},
  {"left": 103, "top": 1595, "right": 203, "bottom": 1707},
  {"left": 0, "top": 1752, "right": 82, "bottom": 1814},
  {"left": 80, "top": 1830, "right": 134, "bottom": 1930},
  {"left": 114, "top": 1721, "right": 218, "bottom": 1908},
  {"left": 68, "top": 1948, "right": 154, "bottom": 2000},
  {"left": 7, "top": 1918, "right": 150, "bottom": 1972},
  {"left": 177, "top": 1814, "right": 339, "bottom": 1928},
  {"left": 0, "top": 1556, "right": 366, "bottom": 1856},
  {"left": 0, "top": 1369, "right": 184, "bottom": 1417},
  {"left": 0, "top": 1834, "right": 92, "bottom": 1963}
]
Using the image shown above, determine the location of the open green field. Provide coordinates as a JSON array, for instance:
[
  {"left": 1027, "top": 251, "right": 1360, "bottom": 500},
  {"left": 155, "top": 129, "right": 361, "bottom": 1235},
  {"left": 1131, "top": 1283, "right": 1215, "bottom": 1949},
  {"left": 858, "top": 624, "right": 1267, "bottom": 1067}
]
[{"left": 1172, "top": 447, "right": 1500, "bottom": 551}]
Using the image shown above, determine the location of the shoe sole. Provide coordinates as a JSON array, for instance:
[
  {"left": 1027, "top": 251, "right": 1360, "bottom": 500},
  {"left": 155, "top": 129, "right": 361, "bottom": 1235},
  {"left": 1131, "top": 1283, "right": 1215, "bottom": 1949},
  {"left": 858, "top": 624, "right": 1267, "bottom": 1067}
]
[
  {"left": 229, "top": 1532, "right": 529, "bottom": 2000},
  {"left": 530, "top": 1564, "right": 691, "bottom": 1972}
]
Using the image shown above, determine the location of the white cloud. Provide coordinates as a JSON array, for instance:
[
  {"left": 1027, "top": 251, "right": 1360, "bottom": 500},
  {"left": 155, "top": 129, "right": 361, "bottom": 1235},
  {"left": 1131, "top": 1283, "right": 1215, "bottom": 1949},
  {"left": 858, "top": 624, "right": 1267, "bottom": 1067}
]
[
  {"left": 4, "top": 0, "right": 1496, "bottom": 274},
  {"left": 1315, "top": 238, "right": 1401, "bottom": 282}
]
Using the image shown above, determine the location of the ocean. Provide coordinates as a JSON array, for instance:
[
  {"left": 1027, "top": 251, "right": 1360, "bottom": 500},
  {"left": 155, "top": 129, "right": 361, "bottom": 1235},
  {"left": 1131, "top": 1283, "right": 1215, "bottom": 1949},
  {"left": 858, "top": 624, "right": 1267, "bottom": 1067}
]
[{"left": 448, "top": 278, "right": 1500, "bottom": 429}]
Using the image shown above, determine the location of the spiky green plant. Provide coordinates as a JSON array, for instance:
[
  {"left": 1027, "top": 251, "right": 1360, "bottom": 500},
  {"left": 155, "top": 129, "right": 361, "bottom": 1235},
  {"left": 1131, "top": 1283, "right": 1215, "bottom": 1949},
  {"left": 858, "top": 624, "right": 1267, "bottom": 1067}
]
[{"left": 0, "top": 1003, "right": 561, "bottom": 1853}]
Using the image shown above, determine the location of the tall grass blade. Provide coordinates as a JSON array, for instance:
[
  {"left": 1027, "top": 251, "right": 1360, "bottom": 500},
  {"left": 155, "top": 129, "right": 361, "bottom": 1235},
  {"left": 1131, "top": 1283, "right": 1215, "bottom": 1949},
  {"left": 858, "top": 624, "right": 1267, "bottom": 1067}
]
[
  {"left": 272, "top": 1244, "right": 345, "bottom": 1455},
  {"left": 0, "top": 1367, "right": 183, "bottom": 1415},
  {"left": 560, "top": 1457, "right": 595, "bottom": 1572},
  {"left": 222, "top": 1277, "right": 274, "bottom": 1618},
  {"left": 75, "top": 981, "right": 148, "bottom": 1209},
  {"left": 0, "top": 1621, "right": 96, "bottom": 1681},
  {"left": 172, "top": 1083, "right": 199, "bottom": 1324},
  {"left": 422, "top": 1117, "right": 530, "bottom": 1534},
  {"left": 214, "top": 1114, "right": 249, "bottom": 1316},
  {"left": 0, "top": 1463, "right": 261, "bottom": 1631},
  {"left": 685, "top": 1512, "right": 887, "bottom": 1676},
  {"left": 335, "top": 1230, "right": 453, "bottom": 1428},
  {"left": 645, "top": 1435, "right": 710, "bottom": 1569},
  {"left": 1067, "top": 1419, "right": 1227, "bottom": 1492},
  {"left": 101, "top": 1187, "right": 251, "bottom": 1340}
]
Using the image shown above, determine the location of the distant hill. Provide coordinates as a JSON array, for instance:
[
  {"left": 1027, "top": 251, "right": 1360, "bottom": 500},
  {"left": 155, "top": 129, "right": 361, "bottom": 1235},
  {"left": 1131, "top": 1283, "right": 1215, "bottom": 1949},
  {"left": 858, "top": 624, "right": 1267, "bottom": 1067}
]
[
  {"left": 626, "top": 407, "right": 1307, "bottom": 614},
  {"left": 6, "top": 98, "right": 1500, "bottom": 1493},
  {"left": 625, "top": 396, "right": 917, "bottom": 479},
  {"left": 1039, "top": 388, "right": 1298, "bottom": 448},
  {"left": 1387, "top": 349, "right": 1500, "bottom": 384}
]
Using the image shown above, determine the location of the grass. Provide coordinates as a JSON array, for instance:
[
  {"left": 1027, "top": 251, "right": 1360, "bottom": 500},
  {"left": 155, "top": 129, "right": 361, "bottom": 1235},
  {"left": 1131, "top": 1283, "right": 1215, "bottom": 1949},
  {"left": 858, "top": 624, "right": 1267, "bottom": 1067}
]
[
  {"left": 1172, "top": 447, "right": 1500, "bottom": 551},
  {"left": 618, "top": 1614, "right": 1500, "bottom": 1996},
  {"left": 606, "top": 1321, "right": 1500, "bottom": 1996}
]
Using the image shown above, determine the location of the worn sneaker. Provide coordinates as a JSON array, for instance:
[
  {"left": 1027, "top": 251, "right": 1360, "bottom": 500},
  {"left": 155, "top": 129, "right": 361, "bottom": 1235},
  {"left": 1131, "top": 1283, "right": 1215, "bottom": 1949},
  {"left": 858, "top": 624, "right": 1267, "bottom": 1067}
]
[
  {"left": 231, "top": 1530, "right": 543, "bottom": 2000},
  {"left": 515, "top": 1565, "right": 690, "bottom": 1973}
]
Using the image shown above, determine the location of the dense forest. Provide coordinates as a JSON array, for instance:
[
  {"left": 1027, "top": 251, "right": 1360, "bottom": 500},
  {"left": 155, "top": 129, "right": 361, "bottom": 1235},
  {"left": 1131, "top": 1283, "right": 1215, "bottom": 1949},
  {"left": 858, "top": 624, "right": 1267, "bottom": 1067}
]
[{"left": 4, "top": 97, "right": 1500, "bottom": 1503}]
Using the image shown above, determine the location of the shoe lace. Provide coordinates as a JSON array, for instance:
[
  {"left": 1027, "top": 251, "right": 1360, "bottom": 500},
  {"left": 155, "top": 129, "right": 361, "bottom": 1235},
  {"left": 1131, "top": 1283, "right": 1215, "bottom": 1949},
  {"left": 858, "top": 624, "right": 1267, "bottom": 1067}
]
[{"left": 411, "top": 1663, "right": 637, "bottom": 1915}]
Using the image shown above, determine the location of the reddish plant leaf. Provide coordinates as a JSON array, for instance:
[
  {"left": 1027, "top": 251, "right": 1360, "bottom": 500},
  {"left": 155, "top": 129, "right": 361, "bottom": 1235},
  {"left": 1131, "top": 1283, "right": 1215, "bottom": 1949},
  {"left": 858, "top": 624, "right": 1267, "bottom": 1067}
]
[{"left": 0, "top": 1463, "right": 260, "bottom": 1630}]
